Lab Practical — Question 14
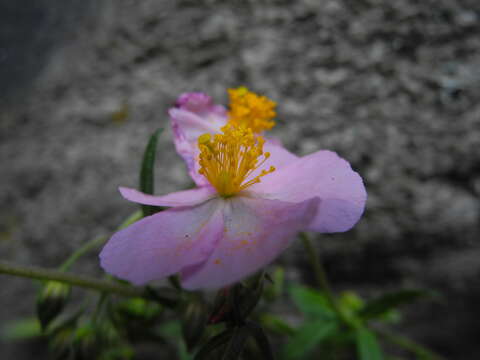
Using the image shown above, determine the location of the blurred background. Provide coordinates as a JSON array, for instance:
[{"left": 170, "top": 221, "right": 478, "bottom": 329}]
[{"left": 1, "top": 0, "right": 479, "bottom": 358}]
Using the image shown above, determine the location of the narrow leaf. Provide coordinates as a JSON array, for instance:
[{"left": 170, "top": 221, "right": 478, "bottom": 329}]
[
  {"left": 355, "top": 327, "right": 383, "bottom": 360},
  {"left": 260, "top": 314, "right": 295, "bottom": 336},
  {"left": 139, "top": 128, "right": 163, "bottom": 217},
  {"left": 283, "top": 321, "right": 337, "bottom": 360},
  {"left": 360, "top": 289, "right": 437, "bottom": 320},
  {"left": 289, "top": 285, "right": 335, "bottom": 320}
]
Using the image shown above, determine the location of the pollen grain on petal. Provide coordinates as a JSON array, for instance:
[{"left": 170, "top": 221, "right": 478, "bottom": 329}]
[{"left": 227, "top": 87, "right": 276, "bottom": 133}]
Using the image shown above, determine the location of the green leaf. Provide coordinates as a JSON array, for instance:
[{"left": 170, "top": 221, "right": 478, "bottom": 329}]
[
  {"left": 260, "top": 313, "right": 295, "bottom": 336},
  {"left": 359, "top": 289, "right": 436, "bottom": 320},
  {"left": 355, "top": 327, "right": 383, "bottom": 360},
  {"left": 289, "top": 285, "right": 335, "bottom": 320},
  {"left": 194, "top": 329, "right": 234, "bottom": 360},
  {"left": 139, "top": 128, "right": 163, "bottom": 217},
  {"left": 1, "top": 318, "right": 41, "bottom": 341},
  {"left": 283, "top": 321, "right": 338, "bottom": 360}
]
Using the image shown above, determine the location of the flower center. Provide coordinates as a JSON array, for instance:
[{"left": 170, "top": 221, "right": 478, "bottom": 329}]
[
  {"left": 198, "top": 125, "right": 275, "bottom": 197},
  {"left": 227, "top": 87, "right": 276, "bottom": 133}
]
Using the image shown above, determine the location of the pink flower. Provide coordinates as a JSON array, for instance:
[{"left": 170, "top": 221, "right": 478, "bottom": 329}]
[
  {"left": 170, "top": 89, "right": 287, "bottom": 187},
  {"left": 100, "top": 102, "right": 366, "bottom": 289}
]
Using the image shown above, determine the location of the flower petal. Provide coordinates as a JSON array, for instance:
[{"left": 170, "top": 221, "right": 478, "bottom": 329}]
[
  {"left": 181, "top": 196, "right": 319, "bottom": 290},
  {"left": 251, "top": 150, "right": 366, "bottom": 233},
  {"left": 119, "top": 186, "right": 217, "bottom": 207},
  {"left": 100, "top": 199, "right": 224, "bottom": 285},
  {"left": 170, "top": 93, "right": 227, "bottom": 186},
  {"left": 256, "top": 140, "right": 298, "bottom": 174}
]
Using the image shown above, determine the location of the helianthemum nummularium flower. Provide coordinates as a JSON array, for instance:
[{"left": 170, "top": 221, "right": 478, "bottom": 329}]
[
  {"left": 169, "top": 88, "right": 288, "bottom": 186},
  {"left": 99, "top": 90, "right": 366, "bottom": 289}
]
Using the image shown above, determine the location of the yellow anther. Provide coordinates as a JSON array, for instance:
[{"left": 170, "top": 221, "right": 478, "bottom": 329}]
[
  {"left": 198, "top": 133, "right": 211, "bottom": 144},
  {"left": 197, "top": 125, "right": 275, "bottom": 197},
  {"left": 227, "top": 87, "right": 276, "bottom": 133}
]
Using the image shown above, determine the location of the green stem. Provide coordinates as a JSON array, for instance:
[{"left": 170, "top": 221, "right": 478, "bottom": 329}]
[
  {"left": 0, "top": 261, "right": 144, "bottom": 298},
  {"left": 299, "top": 232, "right": 349, "bottom": 324},
  {"left": 59, "top": 210, "right": 142, "bottom": 272},
  {"left": 374, "top": 328, "right": 446, "bottom": 360},
  {"left": 300, "top": 233, "right": 336, "bottom": 305},
  {"left": 60, "top": 236, "right": 107, "bottom": 272}
]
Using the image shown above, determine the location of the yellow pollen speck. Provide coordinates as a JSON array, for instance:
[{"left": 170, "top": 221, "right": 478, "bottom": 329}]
[
  {"left": 197, "top": 125, "right": 275, "bottom": 197},
  {"left": 227, "top": 87, "right": 276, "bottom": 133},
  {"left": 214, "top": 259, "right": 222, "bottom": 265}
]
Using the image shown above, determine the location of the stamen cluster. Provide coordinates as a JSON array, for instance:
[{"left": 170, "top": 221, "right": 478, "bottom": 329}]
[
  {"left": 227, "top": 87, "right": 276, "bottom": 133},
  {"left": 198, "top": 125, "right": 275, "bottom": 197}
]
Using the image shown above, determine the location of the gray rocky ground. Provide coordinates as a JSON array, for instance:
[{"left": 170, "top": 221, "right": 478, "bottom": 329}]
[{"left": 1, "top": 0, "right": 479, "bottom": 359}]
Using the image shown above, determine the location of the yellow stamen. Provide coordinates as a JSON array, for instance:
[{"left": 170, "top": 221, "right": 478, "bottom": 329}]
[
  {"left": 227, "top": 87, "right": 276, "bottom": 133},
  {"left": 198, "top": 125, "right": 275, "bottom": 197}
]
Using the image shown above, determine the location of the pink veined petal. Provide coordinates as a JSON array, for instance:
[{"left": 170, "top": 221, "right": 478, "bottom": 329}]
[
  {"left": 119, "top": 186, "right": 217, "bottom": 207},
  {"left": 100, "top": 199, "right": 224, "bottom": 285},
  {"left": 250, "top": 150, "right": 367, "bottom": 233},
  {"left": 181, "top": 196, "right": 319, "bottom": 290}
]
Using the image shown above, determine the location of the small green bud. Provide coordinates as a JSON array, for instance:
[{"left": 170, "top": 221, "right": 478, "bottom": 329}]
[{"left": 37, "top": 281, "right": 70, "bottom": 330}]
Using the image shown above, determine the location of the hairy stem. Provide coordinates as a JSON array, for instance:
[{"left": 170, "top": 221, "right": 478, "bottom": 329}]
[
  {"left": 60, "top": 236, "right": 107, "bottom": 272},
  {"left": 0, "top": 261, "right": 144, "bottom": 298}
]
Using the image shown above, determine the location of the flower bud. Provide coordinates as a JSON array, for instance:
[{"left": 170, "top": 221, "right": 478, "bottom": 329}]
[{"left": 37, "top": 281, "right": 70, "bottom": 330}]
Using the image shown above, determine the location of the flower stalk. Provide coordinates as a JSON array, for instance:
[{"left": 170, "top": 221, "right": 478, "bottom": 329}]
[
  {"left": 299, "top": 232, "right": 348, "bottom": 324},
  {"left": 0, "top": 261, "right": 144, "bottom": 298}
]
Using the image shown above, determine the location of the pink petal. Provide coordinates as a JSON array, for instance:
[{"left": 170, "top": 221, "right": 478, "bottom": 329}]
[
  {"left": 170, "top": 93, "right": 227, "bottom": 186},
  {"left": 251, "top": 150, "right": 366, "bottom": 233},
  {"left": 181, "top": 196, "right": 319, "bottom": 290},
  {"left": 259, "top": 140, "right": 298, "bottom": 171},
  {"left": 119, "top": 186, "right": 217, "bottom": 207},
  {"left": 100, "top": 199, "right": 224, "bottom": 285}
]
